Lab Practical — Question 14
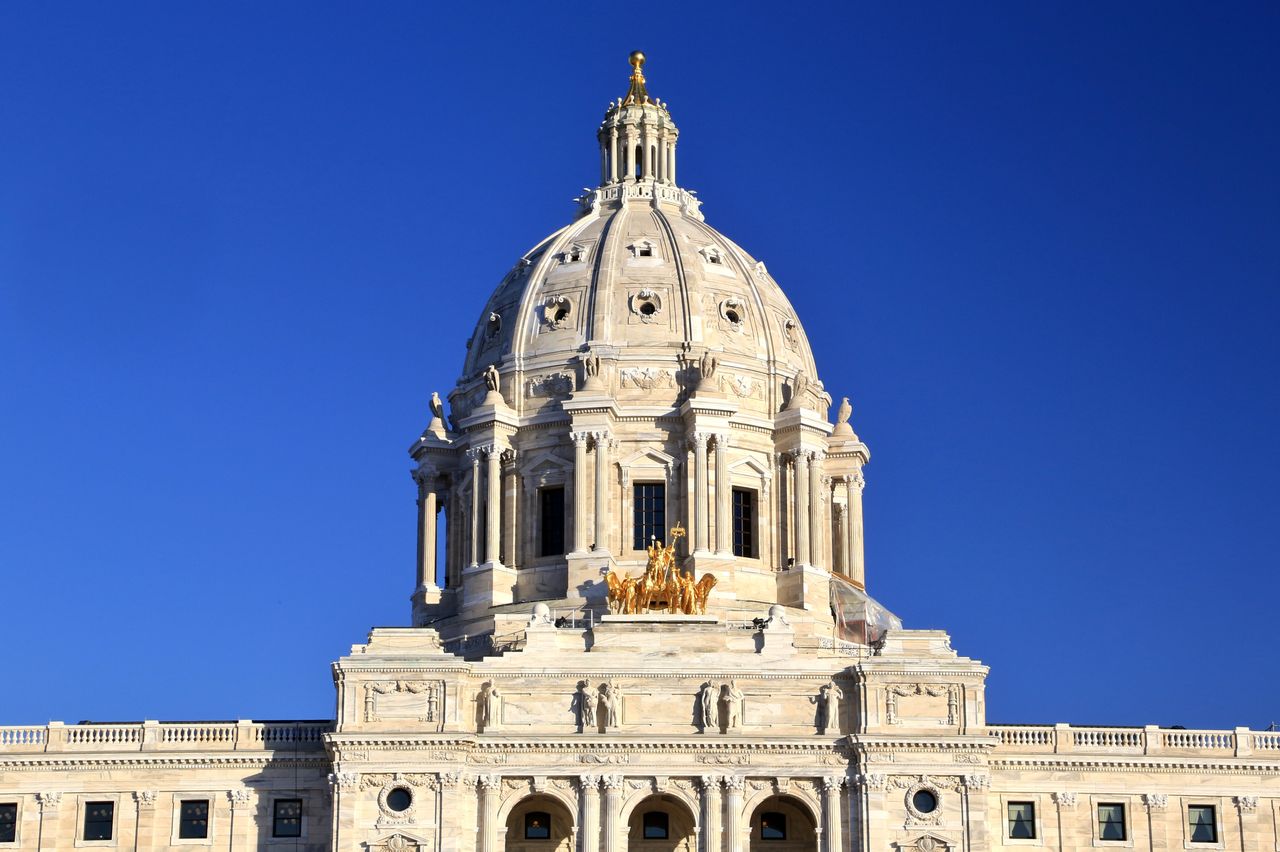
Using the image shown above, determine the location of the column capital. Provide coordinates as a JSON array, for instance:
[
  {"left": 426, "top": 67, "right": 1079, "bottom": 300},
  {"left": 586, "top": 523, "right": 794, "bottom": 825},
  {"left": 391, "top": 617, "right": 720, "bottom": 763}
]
[
  {"left": 501, "top": 448, "right": 518, "bottom": 466},
  {"left": 821, "top": 775, "right": 844, "bottom": 792},
  {"left": 329, "top": 772, "right": 360, "bottom": 792},
  {"left": 1141, "top": 793, "right": 1168, "bottom": 811},
  {"left": 699, "top": 775, "right": 722, "bottom": 791},
  {"left": 438, "top": 771, "right": 471, "bottom": 789},
  {"left": 570, "top": 430, "right": 592, "bottom": 445},
  {"left": 690, "top": 431, "right": 713, "bottom": 447},
  {"left": 578, "top": 774, "right": 601, "bottom": 791},
  {"left": 36, "top": 791, "right": 62, "bottom": 810},
  {"left": 134, "top": 790, "right": 157, "bottom": 809},
  {"left": 601, "top": 773, "right": 625, "bottom": 791},
  {"left": 1052, "top": 791, "right": 1077, "bottom": 808},
  {"left": 478, "top": 773, "right": 503, "bottom": 792},
  {"left": 722, "top": 775, "right": 745, "bottom": 792},
  {"left": 849, "top": 471, "right": 866, "bottom": 491},
  {"left": 789, "top": 448, "right": 810, "bottom": 464},
  {"left": 411, "top": 465, "right": 437, "bottom": 486},
  {"left": 228, "top": 789, "right": 253, "bottom": 809},
  {"left": 1235, "top": 795, "right": 1258, "bottom": 814}
]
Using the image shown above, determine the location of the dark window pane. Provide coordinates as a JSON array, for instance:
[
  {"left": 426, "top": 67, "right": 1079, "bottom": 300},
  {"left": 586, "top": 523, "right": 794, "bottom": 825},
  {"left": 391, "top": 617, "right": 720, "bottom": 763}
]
[
  {"left": 1008, "top": 801, "right": 1035, "bottom": 839},
  {"left": 84, "top": 801, "right": 113, "bottom": 841},
  {"left": 1188, "top": 805, "right": 1216, "bottom": 843},
  {"left": 386, "top": 788, "right": 412, "bottom": 813},
  {"left": 524, "top": 810, "right": 551, "bottom": 839},
  {"left": 912, "top": 790, "right": 938, "bottom": 814},
  {"left": 273, "top": 799, "right": 302, "bottom": 838},
  {"left": 178, "top": 799, "right": 209, "bottom": 839},
  {"left": 0, "top": 803, "right": 16, "bottom": 843},
  {"left": 760, "top": 810, "right": 786, "bottom": 840},
  {"left": 732, "top": 488, "right": 755, "bottom": 558},
  {"left": 1098, "top": 804, "right": 1126, "bottom": 841},
  {"left": 540, "top": 487, "right": 565, "bottom": 557},
  {"left": 642, "top": 811, "right": 669, "bottom": 839},
  {"left": 633, "top": 483, "right": 666, "bottom": 550}
]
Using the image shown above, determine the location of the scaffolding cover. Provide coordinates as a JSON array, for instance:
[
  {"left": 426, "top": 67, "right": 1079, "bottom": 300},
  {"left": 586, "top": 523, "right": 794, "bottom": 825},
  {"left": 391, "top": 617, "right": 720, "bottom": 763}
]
[{"left": 830, "top": 573, "right": 902, "bottom": 644}]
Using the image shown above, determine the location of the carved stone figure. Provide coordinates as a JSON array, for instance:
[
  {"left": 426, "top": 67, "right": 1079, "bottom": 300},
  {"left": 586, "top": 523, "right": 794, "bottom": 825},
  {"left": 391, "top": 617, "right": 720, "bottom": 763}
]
[
  {"left": 477, "top": 682, "right": 500, "bottom": 731},
  {"left": 429, "top": 392, "right": 445, "bottom": 423},
  {"left": 697, "top": 350, "right": 719, "bottom": 390},
  {"left": 818, "top": 679, "right": 844, "bottom": 733},
  {"left": 699, "top": 683, "right": 716, "bottom": 732},
  {"left": 720, "top": 681, "right": 744, "bottom": 731},
  {"left": 601, "top": 682, "right": 623, "bottom": 729},
  {"left": 484, "top": 364, "right": 500, "bottom": 392},
  {"left": 785, "top": 370, "right": 809, "bottom": 411},
  {"left": 578, "top": 682, "right": 598, "bottom": 729},
  {"left": 837, "top": 396, "right": 851, "bottom": 425}
]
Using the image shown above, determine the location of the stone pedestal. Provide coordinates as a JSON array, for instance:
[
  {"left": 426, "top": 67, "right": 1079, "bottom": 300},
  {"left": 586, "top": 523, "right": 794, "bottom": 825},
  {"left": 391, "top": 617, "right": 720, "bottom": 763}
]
[
  {"left": 461, "top": 561, "right": 516, "bottom": 617},
  {"left": 776, "top": 561, "right": 832, "bottom": 613}
]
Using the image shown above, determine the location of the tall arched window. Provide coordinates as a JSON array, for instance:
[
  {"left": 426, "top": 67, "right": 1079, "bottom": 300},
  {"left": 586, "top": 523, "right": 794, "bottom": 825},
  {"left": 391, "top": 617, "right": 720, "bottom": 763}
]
[{"left": 634, "top": 144, "right": 643, "bottom": 179}]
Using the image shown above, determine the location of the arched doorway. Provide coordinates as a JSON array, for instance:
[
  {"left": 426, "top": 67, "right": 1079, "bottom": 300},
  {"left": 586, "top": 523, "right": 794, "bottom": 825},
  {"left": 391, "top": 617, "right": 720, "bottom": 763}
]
[
  {"left": 748, "top": 795, "right": 818, "bottom": 851},
  {"left": 504, "top": 793, "right": 575, "bottom": 852},
  {"left": 626, "top": 793, "right": 697, "bottom": 851}
]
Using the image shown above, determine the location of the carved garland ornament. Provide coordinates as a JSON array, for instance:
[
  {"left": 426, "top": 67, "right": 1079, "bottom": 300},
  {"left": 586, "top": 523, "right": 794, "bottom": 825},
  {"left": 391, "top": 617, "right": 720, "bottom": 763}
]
[{"left": 364, "top": 680, "right": 442, "bottom": 723}]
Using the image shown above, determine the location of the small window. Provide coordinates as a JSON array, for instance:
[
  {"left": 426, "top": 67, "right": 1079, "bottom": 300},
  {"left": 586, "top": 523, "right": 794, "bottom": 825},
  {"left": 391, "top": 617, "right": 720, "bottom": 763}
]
[
  {"left": 178, "top": 799, "right": 209, "bottom": 839},
  {"left": 912, "top": 790, "right": 938, "bottom": 814},
  {"left": 1097, "top": 803, "right": 1126, "bottom": 841},
  {"left": 83, "top": 801, "right": 114, "bottom": 841},
  {"left": 386, "top": 788, "right": 412, "bottom": 813},
  {"left": 760, "top": 811, "right": 787, "bottom": 840},
  {"left": 1188, "top": 805, "right": 1217, "bottom": 843},
  {"left": 725, "top": 308, "right": 740, "bottom": 323},
  {"left": 642, "top": 811, "right": 669, "bottom": 839},
  {"left": 1007, "top": 801, "right": 1035, "bottom": 839},
  {"left": 539, "top": 487, "right": 565, "bottom": 557},
  {"left": 633, "top": 483, "right": 667, "bottom": 550},
  {"left": 0, "top": 803, "right": 16, "bottom": 843},
  {"left": 272, "top": 799, "right": 302, "bottom": 838},
  {"left": 709, "top": 253, "right": 722, "bottom": 264},
  {"left": 639, "top": 301, "right": 657, "bottom": 316},
  {"left": 524, "top": 811, "right": 552, "bottom": 839},
  {"left": 638, "top": 243, "right": 653, "bottom": 257},
  {"left": 732, "top": 488, "right": 755, "bottom": 558}
]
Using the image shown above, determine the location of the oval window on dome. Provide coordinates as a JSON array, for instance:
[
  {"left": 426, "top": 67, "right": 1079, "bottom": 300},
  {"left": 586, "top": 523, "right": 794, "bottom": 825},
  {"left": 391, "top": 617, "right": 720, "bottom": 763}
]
[{"left": 386, "top": 787, "right": 412, "bottom": 812}]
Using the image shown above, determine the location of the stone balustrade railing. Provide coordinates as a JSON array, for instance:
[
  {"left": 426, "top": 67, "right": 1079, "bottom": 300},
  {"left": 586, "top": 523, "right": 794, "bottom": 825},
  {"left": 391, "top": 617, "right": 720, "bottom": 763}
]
[
  {"left": 989, "top": 724, "right": 1279, "bottom": 757},
  {"left": 0, "top": 720, "right": 332, "bottom": 754}
]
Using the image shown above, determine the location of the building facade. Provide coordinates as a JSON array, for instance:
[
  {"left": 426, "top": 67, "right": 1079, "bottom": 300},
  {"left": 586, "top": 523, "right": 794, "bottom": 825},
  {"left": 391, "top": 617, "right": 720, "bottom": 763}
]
[{"left": 2, "top": 53, "right": 1277, "bottom": 852}]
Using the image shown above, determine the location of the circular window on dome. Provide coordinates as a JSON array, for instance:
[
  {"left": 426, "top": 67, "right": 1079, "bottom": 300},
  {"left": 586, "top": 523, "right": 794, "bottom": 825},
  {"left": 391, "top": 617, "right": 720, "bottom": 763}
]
[
  {"left": 912, "top": 790, "right": 937, "bottom": 814},
  {"left": 725, "top": 309, "right": 740, "bottom": 324},
  {"left": 386, "top": 787, "right": 412, "bottom": 813},
  {"left": 640, "top": 302, "right": 657, "bottom": 316},
  {"left": 629, "top": 290, "right": 663, "bottom": 322}
]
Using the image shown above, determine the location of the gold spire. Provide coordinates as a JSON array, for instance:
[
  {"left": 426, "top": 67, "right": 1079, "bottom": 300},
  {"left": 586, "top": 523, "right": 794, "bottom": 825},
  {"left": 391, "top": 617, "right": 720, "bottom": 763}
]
[{"left": 622, "top": 50, "right": 650, "bottom": 106}]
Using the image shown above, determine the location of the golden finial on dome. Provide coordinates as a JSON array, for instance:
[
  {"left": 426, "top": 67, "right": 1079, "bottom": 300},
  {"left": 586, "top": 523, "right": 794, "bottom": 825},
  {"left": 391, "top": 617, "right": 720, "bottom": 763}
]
[{"left": 623, "top": 50, "right": 650, "bottom": 106}]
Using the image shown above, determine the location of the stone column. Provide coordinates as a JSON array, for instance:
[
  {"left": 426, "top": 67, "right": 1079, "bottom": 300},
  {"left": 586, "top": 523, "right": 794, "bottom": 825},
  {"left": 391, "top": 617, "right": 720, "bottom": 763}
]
[
  {"left": 1235, "top": 796, "right": 1259, "bottom": 852},
  {"left": 1142, "top": 794, "right": 1169, "bottom": 850},
  {"left": 643, "top": 132, "right": 653, "bottom": 178},
  {"left": 822, "top": 776, "right": 843, "bottom": 852},
  {"left": 714, "top": 433, "right": 731, "bottom": 555},
  {"left": 468, "top": 449, "right": 482, "bottom": 567},
  {"left": 699, "top": 776, "right": 722, "bottom": 852},
  {"left": 328, "top": 772, "right": 359, "bottom": 851},
  {"left": 501, "top": 450, "right": 518, "bottom": 567},
  {"left": 36, "top": 792, "right": 61, "bottom": 852},
  {"left": 609, "top": 130, "right": 618, "bottom": 183},
  {"left": 602, "top": 774, "right": 624, "bottom": 852},
  {"left": 485, "top": 447, "right": 502, "bottom": 565},
  {"left": 438, "top": 772, "right": 472, "bottom": 852},
  {"left": 847, "top": 471, "right": 865, "bottom": 586},
  {"left": 593, "top": 433, "right": 612, "bottom": 553},
  {"left": 228, "top": 790, "right": 254, "bottom": 852},
  {"left": 416, "top": 473, "right": 438, "bottom": 589},
  {"left": 808, "top": 452, "right": 824, "bottom": 568},
  {"left": 578, "top": 775, "right": 600, "bottom": 852},
  {"left": 133, "top": 790, "right": 157, "bottom": 850},
  {"left": 478, "top": 774, "right": 501, "bottom": 852},
  {"left": 793, "top": 452, "right": 810, "bottom": 566},
  {"left": 693, "top": 433, "right": 710, "bottom": 553},
  {"left": 722, "top": 776, "right": 744, "bottom": 852},
  {"left": 571, "top": 432, "right": 589, "bottom": 554}
]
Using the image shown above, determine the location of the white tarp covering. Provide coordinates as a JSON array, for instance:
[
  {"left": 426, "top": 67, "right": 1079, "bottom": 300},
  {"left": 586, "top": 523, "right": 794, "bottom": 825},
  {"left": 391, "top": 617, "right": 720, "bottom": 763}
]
[{"left": 830, "top": 573, "right": 902, "bottom": 644}]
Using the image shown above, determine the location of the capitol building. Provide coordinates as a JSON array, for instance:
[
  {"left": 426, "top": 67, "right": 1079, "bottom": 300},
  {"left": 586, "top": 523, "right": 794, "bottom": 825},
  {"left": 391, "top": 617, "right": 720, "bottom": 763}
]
[{"left": 1, "top": 53, "right": 1276, "bottom": 852}]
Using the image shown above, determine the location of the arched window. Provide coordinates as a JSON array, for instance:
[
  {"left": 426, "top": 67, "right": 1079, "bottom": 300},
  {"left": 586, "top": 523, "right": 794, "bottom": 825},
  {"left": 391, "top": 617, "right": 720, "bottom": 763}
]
[
  {"left": 760, "top": 811, "right": 787, "bottom": 840},
  {"left": 524, "top": 811, "right": 552, "bottom": 839},
  {"left": 634, "top": 144, "right": 643, "bottom": 179},
  {"left": 642, "top": 811, "right": 669, "bottom": 839}
]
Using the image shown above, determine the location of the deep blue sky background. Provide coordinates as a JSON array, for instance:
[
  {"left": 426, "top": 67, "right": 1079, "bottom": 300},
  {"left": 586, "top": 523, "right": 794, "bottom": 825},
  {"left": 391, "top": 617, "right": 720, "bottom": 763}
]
[{"left": 2, "top": 3, "right": 1277, "bottom": 729}]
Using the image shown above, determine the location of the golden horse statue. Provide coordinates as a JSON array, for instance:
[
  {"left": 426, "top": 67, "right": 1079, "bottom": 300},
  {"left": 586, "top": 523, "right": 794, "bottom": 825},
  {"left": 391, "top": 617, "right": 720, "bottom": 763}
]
[{"left": 604, "top": 524, "right": 714, "bottom": 615}]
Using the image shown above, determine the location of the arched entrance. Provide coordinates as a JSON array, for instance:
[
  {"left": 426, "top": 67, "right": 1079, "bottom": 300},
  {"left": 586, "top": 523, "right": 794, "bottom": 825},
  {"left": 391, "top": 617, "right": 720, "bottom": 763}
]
[
  {"left": 504, "top": 793, "right": 575, "bottom": 852},
  {"left": 748, "top": 795, "right": 818, "bottom": 851},
  {"left": 625, "top": 793, "right": 697, "bottom": 851}
]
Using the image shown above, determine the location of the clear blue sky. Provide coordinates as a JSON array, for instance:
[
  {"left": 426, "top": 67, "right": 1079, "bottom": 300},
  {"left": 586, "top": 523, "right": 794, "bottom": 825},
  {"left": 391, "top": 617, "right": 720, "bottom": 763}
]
[{"left": 2, "top": 2, "right": 1277, "bottom": 729}]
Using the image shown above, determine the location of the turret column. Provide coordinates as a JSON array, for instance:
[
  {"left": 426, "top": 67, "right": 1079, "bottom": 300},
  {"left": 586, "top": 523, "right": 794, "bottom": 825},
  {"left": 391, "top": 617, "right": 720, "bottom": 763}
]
[
  {"left": 468, "top": 448, "right": 482, "bottom": 567},
  {"left": 593, "top": 432, "right": 612, "bottom": 553},
  {"left": 793, "top": 451, "right": 810, "bottom": 566},
  {"left": 693, "top": 432, "right": 710, "bottom": 554},
  {"left": 415, "top": 473, "right": 438, "bottom": 588},
  {"left": 609, "top": 130, "right": 618, "bottom": 183},
  {"left": 809, "top": 452, "right": 824, "bottom": 568},
  {"left": 485, "top": 446, "right": 502, "bottom": 565},
  {"left": 571, "top": 432, "right": 589, "bottom": 554},
  {"left": 847, "top": 471, "right": 865, "bottom": 587},
  {"left": 714, "top": 433, "right": 731, "bottom": 555}
]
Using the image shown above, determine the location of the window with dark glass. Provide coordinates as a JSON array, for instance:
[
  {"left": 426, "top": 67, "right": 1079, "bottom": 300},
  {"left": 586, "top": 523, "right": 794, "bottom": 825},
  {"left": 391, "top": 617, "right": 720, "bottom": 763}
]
[
  {"left": 83, "top": 801, "right": 114, "bottom": 841},
  {"left": 912, "top": 790, "right": 938, "bottom": 814},
  {"left": 539, "top": 487, "right": 565, "bottom": 557},
  {"left": 633, "top": 483, "right": 666, "bottom": 550},
  {"left": 1188, "top": 805, "right": 1217, "bottom": 843},
  {"left": 642, "top": 811, "right": 669, "bottom": 839},
  {"left": 1097, "top": 803, "right": 1126, "bottom": 841},
  {"left": 1007, "top": 801, "right": 1035, "bottom": 839},
  {"left": 178, "top": 799, "right": 209, "bottom": 840},
  {"left": 0, "top": 803, "right": 16, "bottom": 843},
  {"left": 760, "top": 811, "right": 787, "bottom": 840},
  {"left": 386, "top": 788, "right": 411, "bottom": 813},
  {"left": 272, "top": 799, "right": 302, "bottom": 838},
  {"left": 732, "top": 488, "right": 755, "bottom": 558},
  {"left": 524, "top": 811, "right": 551, "bottom": 839}
]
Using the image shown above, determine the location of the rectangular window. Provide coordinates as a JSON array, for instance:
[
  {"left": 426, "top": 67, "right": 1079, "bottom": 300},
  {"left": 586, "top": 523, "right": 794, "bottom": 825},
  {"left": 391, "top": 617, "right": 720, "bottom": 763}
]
[
  {"left": 272, "top": 799, "right": 302, "bottom": 838},
  {"left": 1097, "top": 803, "right": 1126, "bottom": 842},
  {"left": 1188, "top": 805, "right": 1217, "bottom": 843},
  {"left": 178, "top": 799, "right": 209, "bottom": 840},
  {"left": 83, "top": 801, "right": 113, "bottom": 841},
  {"left": 732, "top": 488, "right": 755, "bottom": 558},
  {"left": 633, "top": 483, "right": 666, "bottom": 550},
  {"left": 1007, "top": 801, "right": 1036, "bottom": 839},
  {"left": 539, "top": 487, "right": 565, "bottom": 557},
  {"left": 0, "top": 804, "right": 15, "bottom": 843}
]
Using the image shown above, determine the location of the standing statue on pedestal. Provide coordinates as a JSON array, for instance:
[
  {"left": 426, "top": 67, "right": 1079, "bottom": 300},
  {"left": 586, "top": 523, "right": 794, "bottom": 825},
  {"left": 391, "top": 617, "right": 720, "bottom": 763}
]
[
  {"left": 477, "top": 681, "right": 501, "bottom": 732},
  {"left": 699, "top": 683, "right": 716, "bottom": 732},
  {"left": 601, "top": 682, "right": 623, "bottom": 730},
  {"left": 577, "top": 681, "right": 598, "bottom": 731},
  {"left": 817, "top": 679, "right": 844, "bottom": 734},
  {"left": 720, "top": 680, "right": 744, "bottom": 731}
]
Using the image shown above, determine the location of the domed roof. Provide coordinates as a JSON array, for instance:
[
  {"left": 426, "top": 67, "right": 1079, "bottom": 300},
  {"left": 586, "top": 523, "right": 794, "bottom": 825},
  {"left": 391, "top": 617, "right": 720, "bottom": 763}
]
[{"left": 449, "top": 57, "right": 827, "bottom": 424}]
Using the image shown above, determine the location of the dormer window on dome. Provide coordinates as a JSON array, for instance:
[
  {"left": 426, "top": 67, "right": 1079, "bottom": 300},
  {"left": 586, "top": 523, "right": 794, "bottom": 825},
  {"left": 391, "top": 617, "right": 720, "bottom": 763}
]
[
  {"left": 561, "top": 244, "right": 585, "bottom": 264},
  {"left": 629, "top": 239, "right": 656, "bottom": 259},
  {"left": 700, "top": 246, "right": 724, "bottom": 265}
]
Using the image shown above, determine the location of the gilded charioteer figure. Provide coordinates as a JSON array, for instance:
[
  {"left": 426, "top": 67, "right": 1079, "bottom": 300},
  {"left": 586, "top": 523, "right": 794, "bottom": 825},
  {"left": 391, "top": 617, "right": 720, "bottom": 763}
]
[{"left": 604, "top": 525, "right": 716, "bottom": 615}]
